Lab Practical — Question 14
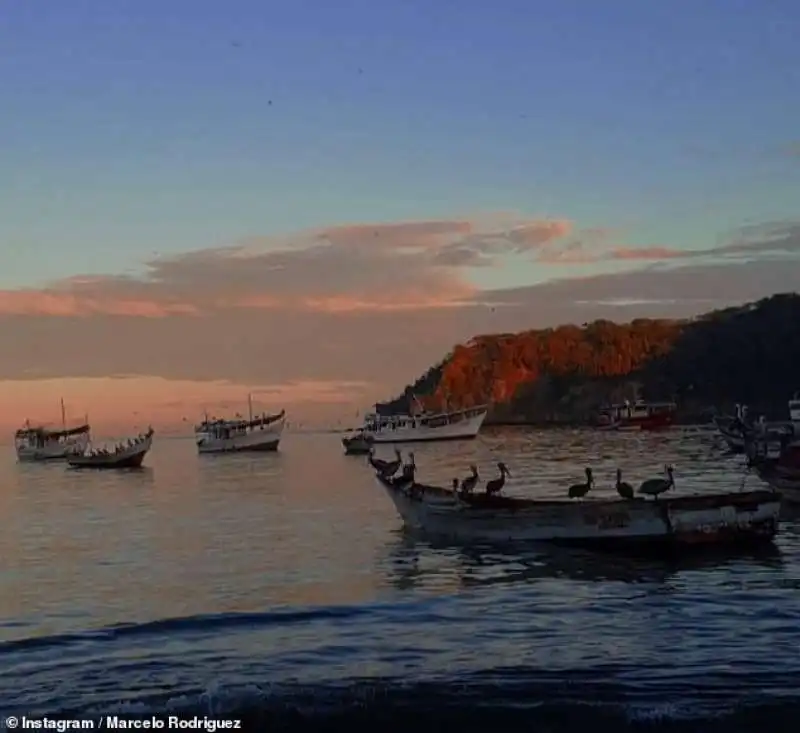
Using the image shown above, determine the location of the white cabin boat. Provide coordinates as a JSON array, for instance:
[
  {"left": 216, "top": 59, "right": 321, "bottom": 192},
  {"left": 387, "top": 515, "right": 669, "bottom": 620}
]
[
  {"left": 375, "top": 472, "right": 780, "bottom": 548},
  {"left": 347, "top": 405, "right": 487, "bottom": 445},
  {"left": 14, "top": 400, "right": 91, "bottom": 462},
  {"left": 195, "top": 397, "right": 285, "bottom": 454}
]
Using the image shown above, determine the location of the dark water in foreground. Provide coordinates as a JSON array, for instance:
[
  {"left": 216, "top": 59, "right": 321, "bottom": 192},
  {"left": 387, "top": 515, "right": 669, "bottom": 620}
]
[{"left": 2, "top": 427, "right": 799, "bottom": 730}]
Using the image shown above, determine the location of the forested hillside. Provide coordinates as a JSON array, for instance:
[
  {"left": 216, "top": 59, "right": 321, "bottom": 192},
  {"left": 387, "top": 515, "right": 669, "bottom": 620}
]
[{"left": 377, "top": 293, "right": 800, "bottom": 424}]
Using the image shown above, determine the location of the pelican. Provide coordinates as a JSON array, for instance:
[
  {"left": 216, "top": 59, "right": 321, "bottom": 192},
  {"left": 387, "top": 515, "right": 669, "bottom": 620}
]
[
  {"left": 485, "top": 462, "right": 510, "bottom": 495},
  {"left": 459, "top": 464, "right": 479, "bottom": 494},
  {"left": 395, "top": 451, "right": 416, "bottom": 485},
  {"left": 638, "top": 465, "right": 675, "bottom": 500},
  {"left": 368, "top": 447, "right": 402, "bottom": 476},
  {"left": 568, "top": 467, "right": 593, "bottom": 499},
  {"left": 615, "top": 468, "right": 634, "bottom": 499}
]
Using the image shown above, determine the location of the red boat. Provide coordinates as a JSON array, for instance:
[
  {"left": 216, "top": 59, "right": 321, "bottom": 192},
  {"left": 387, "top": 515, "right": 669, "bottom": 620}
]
[{"left": 595, "top": 400, "right": 677, "bottom": 431}]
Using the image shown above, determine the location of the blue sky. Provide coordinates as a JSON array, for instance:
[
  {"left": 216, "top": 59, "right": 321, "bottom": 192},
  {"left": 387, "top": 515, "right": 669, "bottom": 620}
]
[{"left": 1, "top": 0, "right": 799, "bottom": 290}]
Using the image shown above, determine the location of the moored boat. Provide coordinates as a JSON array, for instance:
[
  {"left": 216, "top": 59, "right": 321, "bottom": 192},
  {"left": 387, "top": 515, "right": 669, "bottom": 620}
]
[
  {"left": 67, "top": 428, "right": 154, "bottom": 469},
  {"left": 375, "top": 465, "right": 780, "bottom": 549},
  {"left": 594, "top": 399, "right": 676, "bottom": 431},
  {"left": 14, "top": 399, "right": 91, "bottom": 462},
  {"left": 195, "top": 395, "right": 285, "bottom": 454},
  {"left": 346, "top": 405, "right": 487, "bottom": 445},
  {"left": 716, "top": 395, "right": 800, "bottom": 453},
  {"left": 746, "top": 426, "right": 800, "bottom": 503},
  {"left": 341, "top": 429, "right": 374, "bottom": 455}
]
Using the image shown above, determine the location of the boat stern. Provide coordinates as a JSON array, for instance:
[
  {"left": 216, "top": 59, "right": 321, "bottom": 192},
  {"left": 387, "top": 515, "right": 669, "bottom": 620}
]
[{"left": 665, "top": 490, "right": 781, "bottom": 545}]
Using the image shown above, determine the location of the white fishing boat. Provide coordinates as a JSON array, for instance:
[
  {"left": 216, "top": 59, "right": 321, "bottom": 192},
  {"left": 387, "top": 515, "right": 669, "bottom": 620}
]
[
  {"left": 67, "top": 428, "right": 154, "bottom": 469},
  {"left": 14, "top": 399, "right": 91, "bottom": 462},
  {"left": 195, "top": 395, "right": 285, "bottom": 454},
  {"left": 374, "top": 467, "right": 780, "bottom": 548},
  {"left": 344, "top": 404, "right": 487, "bottom": 446}
]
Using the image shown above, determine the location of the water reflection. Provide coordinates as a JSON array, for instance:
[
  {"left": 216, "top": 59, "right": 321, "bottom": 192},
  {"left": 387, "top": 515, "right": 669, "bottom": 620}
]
[{"left": 381, "top": 533, "right": 785, "bottom": 591}]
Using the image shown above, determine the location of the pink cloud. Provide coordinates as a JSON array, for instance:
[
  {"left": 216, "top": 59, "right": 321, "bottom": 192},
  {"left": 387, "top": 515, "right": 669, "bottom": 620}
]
[
  {"left": 605, "top": 246, "right": 686, "bottom": 261},
  {"left": 0, "top": 216, "right": 574, "bottom": 318}
]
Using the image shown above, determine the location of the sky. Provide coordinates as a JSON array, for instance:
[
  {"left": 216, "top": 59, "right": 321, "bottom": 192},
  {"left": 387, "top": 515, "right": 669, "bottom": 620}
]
[{"left": 1, "top": 0, "right": 799, "bottom": 431}]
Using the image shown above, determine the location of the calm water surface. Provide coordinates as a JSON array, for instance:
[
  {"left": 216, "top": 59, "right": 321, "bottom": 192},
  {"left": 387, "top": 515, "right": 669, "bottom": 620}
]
[{"left": 1, "top": 427, "right": 799, "bottom": 730}]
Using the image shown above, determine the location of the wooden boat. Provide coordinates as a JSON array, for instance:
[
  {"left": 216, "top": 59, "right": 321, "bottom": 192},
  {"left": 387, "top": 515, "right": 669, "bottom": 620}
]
[
  {"left": 67, "top": 428, "right": 154, "bottom": 469},
  {"left": 345, "top": 405, "right": 487, "bottom": 445},
  {"left": 14, "top": 399, "right": 91, "bottom": 461},
  {"left": 375, "top": 472, "right": 780, "bottom": 549},
  {"left": 341, "top": 429, "right": 374, "bottom": 455},
  {"left": 594, "top": 399, "right": 676, "bottom": 431},
  {"left": 716, "top": 395, "right": 800, "bottom": 453},
  {"left": 195, "top": 395, "right": 285, "bottom": 454}
]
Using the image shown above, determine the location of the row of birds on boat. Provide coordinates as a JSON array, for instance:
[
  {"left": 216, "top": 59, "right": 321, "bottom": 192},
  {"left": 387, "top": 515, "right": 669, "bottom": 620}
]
[
  {"left": 83, "top": 428, "right": 153, "bottom": 457},
  {"left": 367, "top": 447, "right": 676, "bottom": 500}
]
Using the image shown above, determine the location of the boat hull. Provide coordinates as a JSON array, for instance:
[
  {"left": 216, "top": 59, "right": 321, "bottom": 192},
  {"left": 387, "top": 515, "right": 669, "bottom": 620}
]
[
  {"left": 67, "top": 433, "right": 153, "bottom": 469},
  {"left": 601, "top": 414, "right": 675, "bottom": 432},
  {"left": 376, "top": 475, "right": 780, "bottom": 549},
  {"left": 196, "top": 420, "right": 284, "bottom": 454},
  {"left": 367, "top": 409, "right": 486, "bottom": 444},
  {"left": 67, "top": 452, "right": 147, "bottom": 469}
]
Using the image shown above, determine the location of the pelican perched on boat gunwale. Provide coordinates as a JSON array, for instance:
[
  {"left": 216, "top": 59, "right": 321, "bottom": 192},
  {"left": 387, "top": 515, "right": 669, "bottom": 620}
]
[
  {"left": 485, "top": 462, "right": 510, "bottom": 495},
  {"left": 568, "top": 467, "right": 593, "bottom": 499},
  {"left": 459, "top": 464, "right": 479, "bottom": 494},
  {"left": 638, "top": 464, "right": 675, "bottom": 500},
  {"left": 395, "top": 451, "right": 416, "bottom": 484},
  {"left": 368, "top": 447, "right": 402, "bottom": 476},
  {"left": 615, "top": 468, "right": 634, "bottom": 499}
]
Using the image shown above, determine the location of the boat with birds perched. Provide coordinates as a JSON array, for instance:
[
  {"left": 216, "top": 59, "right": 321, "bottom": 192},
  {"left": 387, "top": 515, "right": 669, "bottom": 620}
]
[
  {"left": 67, "top": 428, "right": 154, "bottom": 469},
  {"left": 374, "top": 457, "right": 781, "bottom": 550}
]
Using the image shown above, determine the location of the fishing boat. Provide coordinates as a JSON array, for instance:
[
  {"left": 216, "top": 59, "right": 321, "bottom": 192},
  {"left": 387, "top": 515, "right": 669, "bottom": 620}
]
[
  {"left": 67, "top": 428, "right": 154, "bottom": 469},
  {"left": 344, "top": 404, "right": 487, "bottom": 445},
  {"left": 14, "top": 399, "right": 91, "bottom": 462},
  {"left": 746, "top": 425, "right": 800, "bottom": 502},
  {"left": 195, "top": 395, "right": 285, "bottom": 454},
  {"left": 716, "top": 395, "right": 800, "bottom": 453},
  {"left": 341, "top": 428, "right": 374, "bottom": 455},
  {"left": 595, "top": 399, "right": 676, "bottom": 431},
  {"left": 375, "top": 467, "right": 780, "bottom": 549}
]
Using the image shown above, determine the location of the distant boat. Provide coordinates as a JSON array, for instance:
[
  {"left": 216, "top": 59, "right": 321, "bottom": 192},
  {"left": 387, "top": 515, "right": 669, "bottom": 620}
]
[
  {"left": 14, "top": 399, "right": 91, "bottom": 462},
  {"left": 716, "top": 395, "right": 800, "bottom": 453},
  {"left": 343, "top": 404, "right": 487, "bottom": 446},
  {"left": 67, "top": 427, "right": 154, "bottom": 470},
  {"left": 195, "top": 394, "right": 285, "bottom": 454},
  {"left": 595, "top": 400, "right": 676, "bottom": 431},
  {"left": 341, "top": 428, "right": 374, "bottom": 455}
]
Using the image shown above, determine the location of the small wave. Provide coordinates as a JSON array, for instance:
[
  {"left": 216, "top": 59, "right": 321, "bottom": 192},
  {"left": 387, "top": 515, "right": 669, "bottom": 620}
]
[
  {"left": 42, "top": 675, "right": 800, "bottom": 732},
  {"left": 0, "top": 599, "right": 445, "bottom": 654}
]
